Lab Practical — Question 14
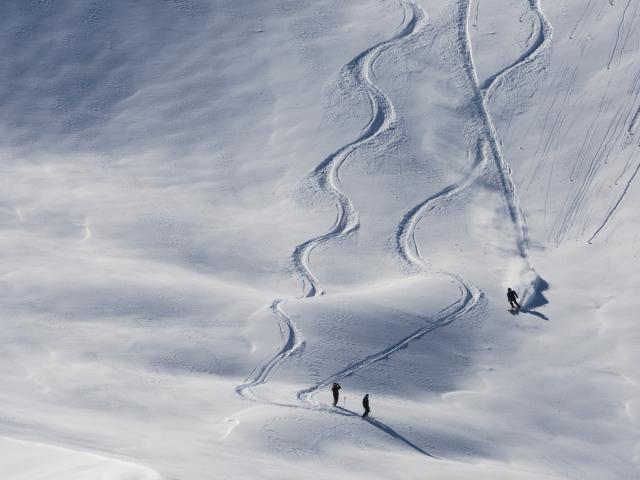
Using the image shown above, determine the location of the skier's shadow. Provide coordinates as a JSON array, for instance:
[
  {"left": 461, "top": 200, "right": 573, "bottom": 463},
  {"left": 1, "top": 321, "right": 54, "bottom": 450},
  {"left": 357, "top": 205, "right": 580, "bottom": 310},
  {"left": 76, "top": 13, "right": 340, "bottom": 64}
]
[
  {"left": 510, "top": 308, "right": 549, "bottom": 321},
  {"left": 335, "top": 406, "right": 437, "bottom": 458},
  {"left": 520, "top": 308, "right": 549, "bottom": 321}
]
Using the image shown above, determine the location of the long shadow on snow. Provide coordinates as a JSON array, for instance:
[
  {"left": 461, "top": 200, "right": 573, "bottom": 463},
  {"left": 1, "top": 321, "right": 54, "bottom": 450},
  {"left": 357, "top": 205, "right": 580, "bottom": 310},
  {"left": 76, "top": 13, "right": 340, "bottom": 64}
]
[
  {"left": 335, "top": 407, "right": 437, "bottom": 458},
  {"left": 520, "top": 308, "right": 549, "bottom": 321}
]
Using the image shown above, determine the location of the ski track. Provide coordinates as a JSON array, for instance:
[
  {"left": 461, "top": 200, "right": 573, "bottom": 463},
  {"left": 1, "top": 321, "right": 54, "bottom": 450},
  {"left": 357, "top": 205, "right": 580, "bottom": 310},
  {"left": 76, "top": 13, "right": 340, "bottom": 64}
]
[
  {"left": 292, "top": 0, "right": 425, "bottom": 299},
  {"left": 587, "top": 159, "right": 640, "bottom": 243},
  {"left": 297, "top": 289, "right": 481, "bottom": 405},
  {"left": 607, "top": 0, "right": 637, "bottom": 71},
  {"left": 236, "top": 0, "right": 551, "bottom": 456},
  {"left": 396, "top": 140, "right": 488, "bottom": 269},
  {"left": 458, "top": 0, "right": 552, "bottom": 305},
  {"left": 236, "top": 0, "right": 426, "bottom": 400},
  {"left": 293, "top": 1, "right": 490, "bottom": 456},
  {"left": 481, "top": 1, "right": 548, "bottom": 91},
  {"left": 235, "top": 299, "right": 304, "bottom": 402},
  {"left": 484, "top": 0, "right": 553, "bottom": 99},
  {"left": 236, "top": 1, "right": 443, "bottom": 455}
]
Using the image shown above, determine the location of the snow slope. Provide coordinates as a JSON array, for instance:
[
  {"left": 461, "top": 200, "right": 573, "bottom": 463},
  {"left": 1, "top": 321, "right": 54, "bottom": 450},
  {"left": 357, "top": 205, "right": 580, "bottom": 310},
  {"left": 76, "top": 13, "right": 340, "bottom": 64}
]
[{"left": 0, "top": 0, "right": 638, "bottom": 479}]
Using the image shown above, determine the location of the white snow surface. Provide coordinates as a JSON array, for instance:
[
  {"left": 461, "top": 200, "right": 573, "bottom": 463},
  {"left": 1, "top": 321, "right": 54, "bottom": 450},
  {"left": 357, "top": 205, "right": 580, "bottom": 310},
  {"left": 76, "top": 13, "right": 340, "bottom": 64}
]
[{"left": 0, "top": 0, "right": 639, "bottom": 479}]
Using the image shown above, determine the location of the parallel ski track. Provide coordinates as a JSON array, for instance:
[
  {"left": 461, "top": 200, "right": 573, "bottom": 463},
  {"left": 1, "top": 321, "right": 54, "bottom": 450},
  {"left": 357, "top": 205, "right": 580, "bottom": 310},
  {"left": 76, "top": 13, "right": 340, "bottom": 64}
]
[
  {"left": 296, "top": 113, "right": 489, "bottom": 460},
  {"left": 587, "top": 159, "right": 640, "bottom": 243},
  {"left": 297, "top": 291, "right": 479, "bottom": 405}
]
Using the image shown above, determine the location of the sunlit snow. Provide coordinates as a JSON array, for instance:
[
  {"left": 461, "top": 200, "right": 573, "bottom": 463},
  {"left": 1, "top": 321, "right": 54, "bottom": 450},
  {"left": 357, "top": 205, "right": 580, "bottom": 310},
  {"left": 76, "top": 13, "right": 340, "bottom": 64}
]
[{"left": 0, "top": 0, "right": 638, "bottom": 479}]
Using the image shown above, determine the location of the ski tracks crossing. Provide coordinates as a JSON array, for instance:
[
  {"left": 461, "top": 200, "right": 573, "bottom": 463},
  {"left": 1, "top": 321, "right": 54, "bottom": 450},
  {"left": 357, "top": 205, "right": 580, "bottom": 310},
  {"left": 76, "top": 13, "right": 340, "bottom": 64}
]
[
  {"left": 457, "top": 0, "right": 551, "bottom": 305},
  {"left": 235, "top": 0, "right": 548, "bottom": 456},
  {"left": 236, "top": 0, "right": 428, "bottom": 405}
]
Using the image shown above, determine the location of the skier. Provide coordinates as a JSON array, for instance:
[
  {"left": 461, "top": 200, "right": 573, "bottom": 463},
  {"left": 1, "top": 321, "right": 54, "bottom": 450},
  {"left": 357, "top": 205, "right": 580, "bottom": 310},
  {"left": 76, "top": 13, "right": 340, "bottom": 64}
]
[
  {"left": 331, "top": 382, "right": 341, "bottom": 407},
  {"left": 362, "top": 394, "right": 370, "bottom": 418},
  {"left": 507, "top": 287, "right": 520, "bottom": 310}
]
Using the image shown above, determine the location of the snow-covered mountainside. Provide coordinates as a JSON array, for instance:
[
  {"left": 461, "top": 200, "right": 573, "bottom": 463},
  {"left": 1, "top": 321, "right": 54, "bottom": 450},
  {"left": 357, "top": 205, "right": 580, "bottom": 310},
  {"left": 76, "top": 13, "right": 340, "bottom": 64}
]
[{"left": 0, "top": 0, "right": 638, "bottom": 478}]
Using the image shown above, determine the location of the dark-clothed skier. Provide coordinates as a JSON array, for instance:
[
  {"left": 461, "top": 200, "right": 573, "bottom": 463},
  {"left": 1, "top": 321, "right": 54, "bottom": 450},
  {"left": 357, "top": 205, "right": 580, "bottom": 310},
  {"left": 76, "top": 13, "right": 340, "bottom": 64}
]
[
  {"left": 331, "top": 383, "right": 341, "bottom": 407},
  {"left": 362, "top": 394, "right": 370, "bottom": 418},
  {"left": 507, "top": 288, "right": 521, "bottom": 310}
]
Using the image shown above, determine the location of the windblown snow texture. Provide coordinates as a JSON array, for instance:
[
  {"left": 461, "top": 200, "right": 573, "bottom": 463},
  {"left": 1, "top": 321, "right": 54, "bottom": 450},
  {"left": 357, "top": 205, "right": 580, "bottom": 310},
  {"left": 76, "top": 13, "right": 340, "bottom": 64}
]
[{"left": 0, "top": 1, "right": 638, "bottom": 479}]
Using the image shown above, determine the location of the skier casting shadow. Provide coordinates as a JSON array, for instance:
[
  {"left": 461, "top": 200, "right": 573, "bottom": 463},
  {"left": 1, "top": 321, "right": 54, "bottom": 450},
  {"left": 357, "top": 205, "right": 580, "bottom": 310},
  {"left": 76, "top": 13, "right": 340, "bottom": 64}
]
[
  {"left": 507, "top": 287, "right": 520, "bottom": 311},
  {"left": 333, "top": 404, "right": 436, "bottom": 458},
  {"left": 506, "top": 287, "right": 550, "bottom": 320},
  {"left": 331, "top": 382, "right": 341, "bottom": 407},
  {"left": 362, "top": 394, "right": 370, "bottom": 418}
]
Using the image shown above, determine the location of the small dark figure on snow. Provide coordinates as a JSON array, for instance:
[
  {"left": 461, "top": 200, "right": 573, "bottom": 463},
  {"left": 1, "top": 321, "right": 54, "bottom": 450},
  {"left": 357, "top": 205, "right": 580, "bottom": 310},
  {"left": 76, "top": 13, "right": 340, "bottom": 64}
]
[
  {"left": 362, "top": 394, "right": 370, "bottom": 418},
  {"left": 507, "top": 287, "right": 520, "bottom": 310},
  {"left": 331, "top": 382, "right": 341, "bottom": 407}
]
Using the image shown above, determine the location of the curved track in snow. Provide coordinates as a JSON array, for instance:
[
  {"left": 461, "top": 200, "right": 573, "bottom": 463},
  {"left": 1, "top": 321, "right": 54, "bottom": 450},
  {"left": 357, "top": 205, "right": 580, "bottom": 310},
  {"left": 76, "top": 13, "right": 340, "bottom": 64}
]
[
  {"left": 458, "top": 0, "right": 552, "bottom": 305},
  {"left": 237, "top": 0, "right": 550, "bottom": 455},
  {"left": 235, "top": 0, "right": 456, "bottom": 457},
  {"left": 236, "top": 0, "right": 427, "bottom": 404},
  {"left": 396, "top": 140, "right": 488, "bottom": 268},
  {"left": 481, "top": 0, "right": 553, "bottom": 94},
  {"left": 293, "top": 1, "right": 488, "bottom": 457},
  {"left": 292, "top": 0, "right": 427, "bottom": 298},
  {"left": 235, "top": 299, "right": 304, "bottom": 401},
  {"left": 296, "top": 142, "right": 491, "bottom": 404},
  {"left": 587, "top": 159, "right": 640, "bottom": 243}
]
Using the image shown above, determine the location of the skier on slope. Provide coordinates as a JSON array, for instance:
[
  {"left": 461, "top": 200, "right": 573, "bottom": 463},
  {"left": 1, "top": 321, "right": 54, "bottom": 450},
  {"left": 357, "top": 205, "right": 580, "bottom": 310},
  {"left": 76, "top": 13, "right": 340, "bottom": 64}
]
[
  {"left": 507, "top": 287, "right": 521, "bottom": 310},
  {"left": 332, "top": 383, "right": 341, "bottom": 407},
  {"left": 362, "top": 394, "right": 370, "bottom": 418}
]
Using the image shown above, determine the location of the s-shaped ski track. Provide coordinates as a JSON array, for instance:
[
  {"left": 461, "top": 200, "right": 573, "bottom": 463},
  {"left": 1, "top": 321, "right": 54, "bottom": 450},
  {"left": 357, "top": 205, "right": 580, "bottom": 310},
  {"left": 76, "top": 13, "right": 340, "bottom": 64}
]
[
  {"left": 235, "top": 0, "right": 449, "bottom": 458},
  {"left": 292, "top": 0, "right": 427, "bottom": 298},
  {"left": 236, "top": 0, "right": 427, "bottom": 406}
]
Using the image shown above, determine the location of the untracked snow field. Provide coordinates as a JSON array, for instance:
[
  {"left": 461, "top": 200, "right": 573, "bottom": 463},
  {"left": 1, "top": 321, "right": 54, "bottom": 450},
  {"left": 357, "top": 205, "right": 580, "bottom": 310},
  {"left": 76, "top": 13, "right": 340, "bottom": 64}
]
[{"left": 0, "top": 0, "right": 638, "bottom": 479}]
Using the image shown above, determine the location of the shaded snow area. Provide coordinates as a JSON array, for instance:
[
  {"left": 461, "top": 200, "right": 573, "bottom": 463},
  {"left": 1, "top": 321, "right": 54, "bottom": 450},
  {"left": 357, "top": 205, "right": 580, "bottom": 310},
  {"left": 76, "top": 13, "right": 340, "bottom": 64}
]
[{"left": 0, "top": 0, "right": 639, "bottom": 478}]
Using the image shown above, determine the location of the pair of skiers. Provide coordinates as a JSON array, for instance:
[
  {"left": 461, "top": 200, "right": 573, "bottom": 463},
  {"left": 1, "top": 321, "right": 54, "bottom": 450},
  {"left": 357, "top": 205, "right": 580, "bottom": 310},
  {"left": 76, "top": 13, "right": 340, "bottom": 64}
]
[{"left": 332, "top": 383, "right": 370, "bottom": 418}]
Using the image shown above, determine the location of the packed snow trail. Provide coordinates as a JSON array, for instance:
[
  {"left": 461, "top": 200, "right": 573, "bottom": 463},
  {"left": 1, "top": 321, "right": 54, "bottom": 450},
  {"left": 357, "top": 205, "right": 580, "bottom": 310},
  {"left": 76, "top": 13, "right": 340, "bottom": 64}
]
[
  {"left": 458, "top": 0, "right": 531, "bottom": 260},
  {"left": 458, "top": 0, "right": 551, "bottom": 306}
]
